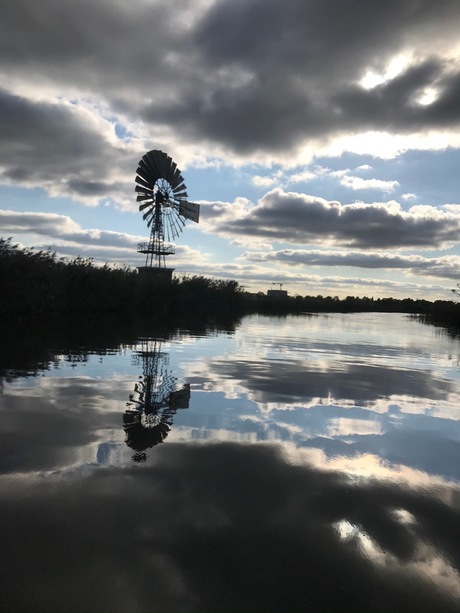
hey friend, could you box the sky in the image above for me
[1,0,460,298]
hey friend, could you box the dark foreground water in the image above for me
[1,312,460,612]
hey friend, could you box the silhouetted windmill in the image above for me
[123,337,190,462]
[135,150,200,282]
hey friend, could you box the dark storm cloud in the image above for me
[1,443,460,612]
[194,0,449,78]
[1,0,460,164]
[243,249,460,280]
[146,0,460,152]
[0,88,133,200]
[67,179,115,196]
[204,189,460,249]
[331,58,458,132]
[0,0,182,87]
[0,89,102,174]
[149,58,460,152]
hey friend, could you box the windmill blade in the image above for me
[174,210,186,235]
[173,180,187,192]
[174,192,188,202]
[136,165,154,185]
[147,150,164,178]
[167,210,181,239]
[159,152,169,178]
[168,217,178,238]
[138,157,151,175]
[179,201,200,223]
[135,175,152,190]
[144,152,161,179]
[137,195,152,202]
[135,185,151,194]
[165,155,173,176]
[170,167,183,188]
[173,189,188,200]
[173,191,185,200]
[167,160,177,183]
[139,201,153,212]
[139,158,157,183]
[165,215,174,241]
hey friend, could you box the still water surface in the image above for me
[1,312,460,611]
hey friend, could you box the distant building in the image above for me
[267,289,288,298]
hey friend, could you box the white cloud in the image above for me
[359,54,412,90]
[339,175,399,192]
[251,175,278,188]
[286,169,317,183]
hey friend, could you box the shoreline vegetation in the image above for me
[1,238,459,332]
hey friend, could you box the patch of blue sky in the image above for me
[184,164,262,203]
[0,185,135,234]
[311,150,460,208]
[0,185,51,212]
[114,121,131,139]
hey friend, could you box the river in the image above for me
[1,312,460,611]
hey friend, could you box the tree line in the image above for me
[1,237,459,331]
[247,292,460,331]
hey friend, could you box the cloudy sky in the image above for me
[2,0,460,298]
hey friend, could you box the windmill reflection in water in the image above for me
[123,337,190,462]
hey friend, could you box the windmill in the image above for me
[135,150,200,281]
[123,337,190,462]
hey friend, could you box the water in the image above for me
[1,312,460,611]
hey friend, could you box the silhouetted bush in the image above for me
[419,300,460,333]
[0,238,244,322]
[0,238,138,317]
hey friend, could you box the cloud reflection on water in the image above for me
[2,312,460,482]
[1,442,459,612]
[1,314,460,610]
[0,376,127,472]
[194,358,455,405]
